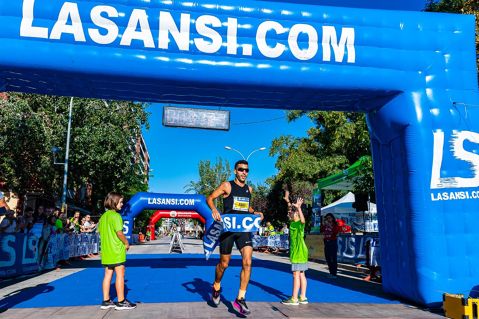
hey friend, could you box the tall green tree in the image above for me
[250,183,269,214]
[0,93,149,212]
[185,157,231,211]
[259,178,315,228]
[271,111,373,205]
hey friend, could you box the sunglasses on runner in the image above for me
[237,168,249,173]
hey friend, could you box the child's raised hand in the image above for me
[293,197,304,208]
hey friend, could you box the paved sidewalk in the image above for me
[0,302,442,319]
[0,237,444,318]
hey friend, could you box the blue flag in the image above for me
[203,214,261,259]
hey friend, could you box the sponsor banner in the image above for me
[430,189,479,201]
[203,221,223,260]
[430,130,479,200]
[147,197,196,206]
[43,233,100,270]
[0,233,100,277]
[20,0,357,64]
[252,235,289,249]
[0,233,39,278]
[221,214,261,233]
[337,233,379,264]
[203,214,261,259]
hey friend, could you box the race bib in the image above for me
[232,196,250,212]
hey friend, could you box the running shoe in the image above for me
[100,299,116,309]
[212,287,221,306]
[233,298,251,315]
[115,299,137,310]
[299,297,309,304]
[281,297,299,306]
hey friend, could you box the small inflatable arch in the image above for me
[148,210,205,240]
[1,0,479,306]
[121,193,213,241]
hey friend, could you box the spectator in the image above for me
[24,207,35,232]
[0,210,17,233]
[321,213,340,278]
[36,205,45,224]
[264,221,278,253]
[0,191,7,216]
[265,221,276,236]
[98,191,136,310]
[82,215,96,233]
[258,224,264,236]
[364,238,381,282]
[69,211,81,233]
[16,208,26,233]
[281,197,309,306]
[38,214,57,266]
[55,212,66,233]
[281,224,289,235]
[45,206,54,215]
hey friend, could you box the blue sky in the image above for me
[142,0,427,194]
[144,106,313,193]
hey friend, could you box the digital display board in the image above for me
[163,106,230,131]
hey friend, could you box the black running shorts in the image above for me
[219,232,253,255]
[103,262,125,270]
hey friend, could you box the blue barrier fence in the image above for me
[253,234,289,249]
[0,233,39,278]
[0,232,379,278]
[337,233,379,264]
[0,233,99,278]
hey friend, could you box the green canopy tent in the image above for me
[311,156,370,232]
[316,156,369,190]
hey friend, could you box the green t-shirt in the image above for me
[99,210,126,265]
[55,219,63,232]
[289,220,308,264]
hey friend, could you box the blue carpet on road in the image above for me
[3,254,399,308]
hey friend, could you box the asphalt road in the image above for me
[0,236,443,318]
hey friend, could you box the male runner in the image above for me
[207,160,263,315]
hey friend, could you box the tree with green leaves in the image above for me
[184,157,231,211]
[271,111,373,206]
[250,183,269,214]
[0,93,149,213]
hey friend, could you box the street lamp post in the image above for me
[52,97,74,212]
[224,146,267,161]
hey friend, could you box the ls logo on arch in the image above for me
[431,130,479,201]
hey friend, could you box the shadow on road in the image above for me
[0,283,54,312]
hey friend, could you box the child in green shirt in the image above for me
[281,195,309,306]
[98,192,136,311]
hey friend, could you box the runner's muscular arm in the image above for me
[207,181,231,221]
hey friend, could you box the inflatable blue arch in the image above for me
[1,0,478,306]
[120,192,214,239]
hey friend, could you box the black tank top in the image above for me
[223,181,251,215]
